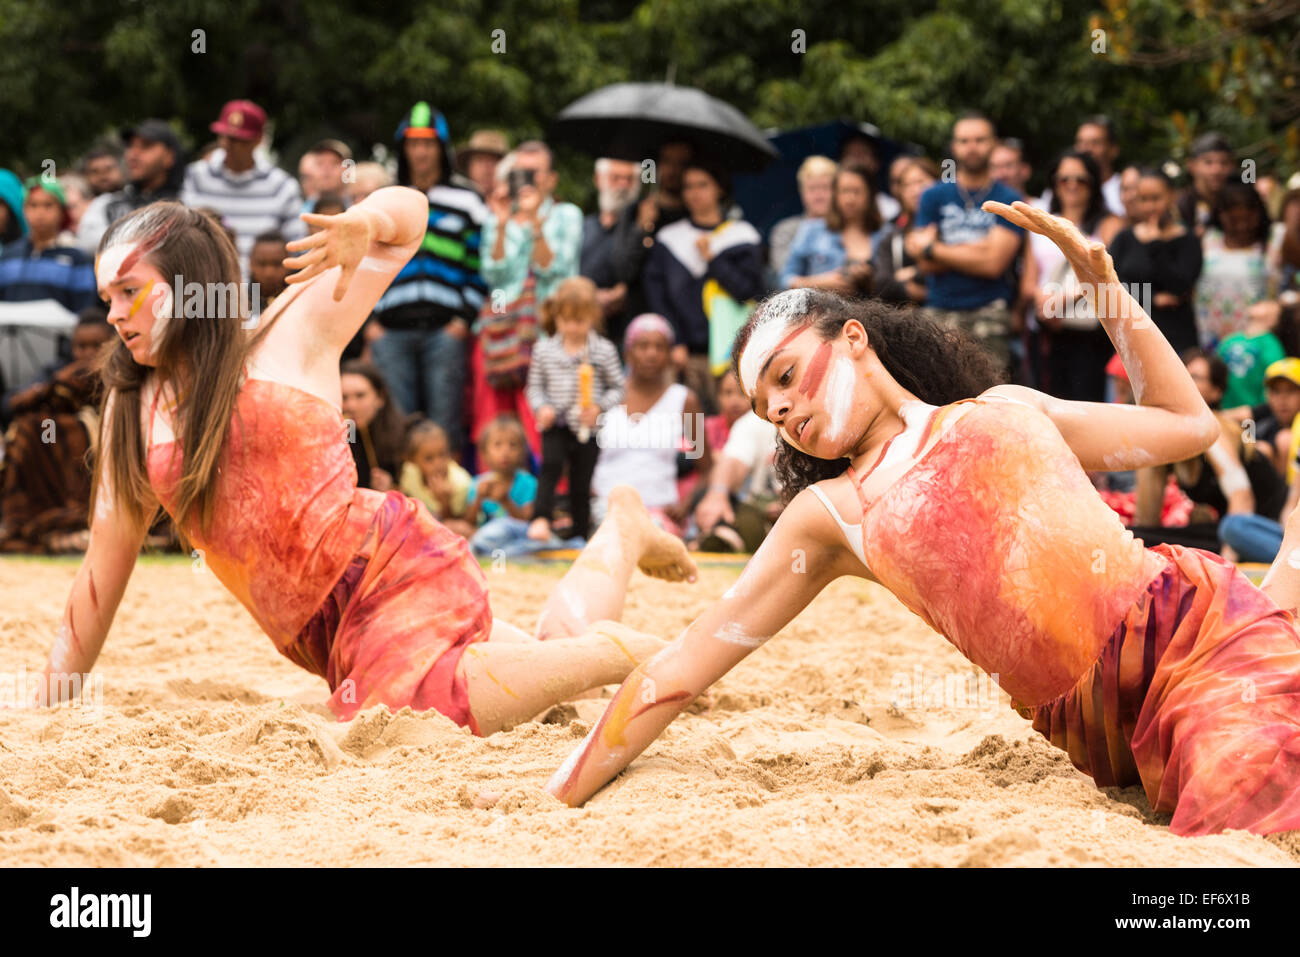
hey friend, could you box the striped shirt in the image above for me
[373,182,487,328]
[525,330,624,432]
[0,238,97,312]
[180,150,306,275]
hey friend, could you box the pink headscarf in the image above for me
[622,312,675,350]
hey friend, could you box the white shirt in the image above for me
[721,411,781,502]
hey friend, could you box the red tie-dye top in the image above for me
[144,375,386,653]
[848,395,1170,708]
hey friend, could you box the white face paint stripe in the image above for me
[95,242,137,295]
[740,316,793,396]
[739,289,816,395]
[822,355,855,441]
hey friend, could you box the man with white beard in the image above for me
[580,158,641,346]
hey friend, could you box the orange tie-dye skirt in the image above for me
[1026,542,1300,836]
[290,491,492,731]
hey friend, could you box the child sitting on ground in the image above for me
[467,414,535,526]
[466,414,576,558]
[399,420,475,538]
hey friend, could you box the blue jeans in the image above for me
[1218,513,1283,563]
[470,516,586,558]
[370,325,467,448]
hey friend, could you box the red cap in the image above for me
[210,100,266,142]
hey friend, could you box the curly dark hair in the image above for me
[730,290,1007,503]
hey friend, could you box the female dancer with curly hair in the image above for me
[30,188,696,735]
[547,201,1300,837]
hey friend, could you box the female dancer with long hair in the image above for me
[31,188,696,735]
[547,200,1300,837]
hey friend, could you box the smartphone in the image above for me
[507,167,536,199]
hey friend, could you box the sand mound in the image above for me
[0,556,1293,866]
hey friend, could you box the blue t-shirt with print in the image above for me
[915,180,1024,310]
[467,469,538,524]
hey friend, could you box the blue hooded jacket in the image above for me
[0,170,28,239]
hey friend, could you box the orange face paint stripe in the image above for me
[127,280,156,319]
[798,340,833,398]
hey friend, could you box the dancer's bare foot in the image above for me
[608,485,697,583]
[527,517,553,542]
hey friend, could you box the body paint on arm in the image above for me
[710,619,770,649]
[546,667,645,800]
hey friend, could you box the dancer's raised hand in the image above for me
[983,200,1117,290]
[284,207,376,301]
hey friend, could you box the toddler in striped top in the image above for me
[524,276,624,542]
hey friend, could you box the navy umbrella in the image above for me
[550,83,779,174]
[732,120,919,241]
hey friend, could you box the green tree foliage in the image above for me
[1,0,1295,199]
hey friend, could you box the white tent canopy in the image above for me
[0,299,80,387]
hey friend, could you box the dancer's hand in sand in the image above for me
[284,207,379,301]
[983,200,1118,291]
[546,488,859,807]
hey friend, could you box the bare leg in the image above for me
[458,620,667,734]
[534,485,697,640]
[488,618,536,642]
[1260,507,1300,615]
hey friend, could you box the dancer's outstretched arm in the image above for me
[545,488,863,806]
[32,392,150,706]
[981,200,1219,471]
[266,186,429,359]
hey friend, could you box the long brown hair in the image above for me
[340,359,408,467]
[92,201,287,536]
[825,163,883,234]
[730,290,1005,502]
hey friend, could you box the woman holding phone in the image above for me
[473,142,584,463]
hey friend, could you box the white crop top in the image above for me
[807,484,870,570]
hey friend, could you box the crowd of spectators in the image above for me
[3,98,1298,560]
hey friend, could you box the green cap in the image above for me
[24,175,66,208]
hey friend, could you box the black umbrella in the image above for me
[550,83,779,174]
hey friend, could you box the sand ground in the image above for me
[1,554,1296,867]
